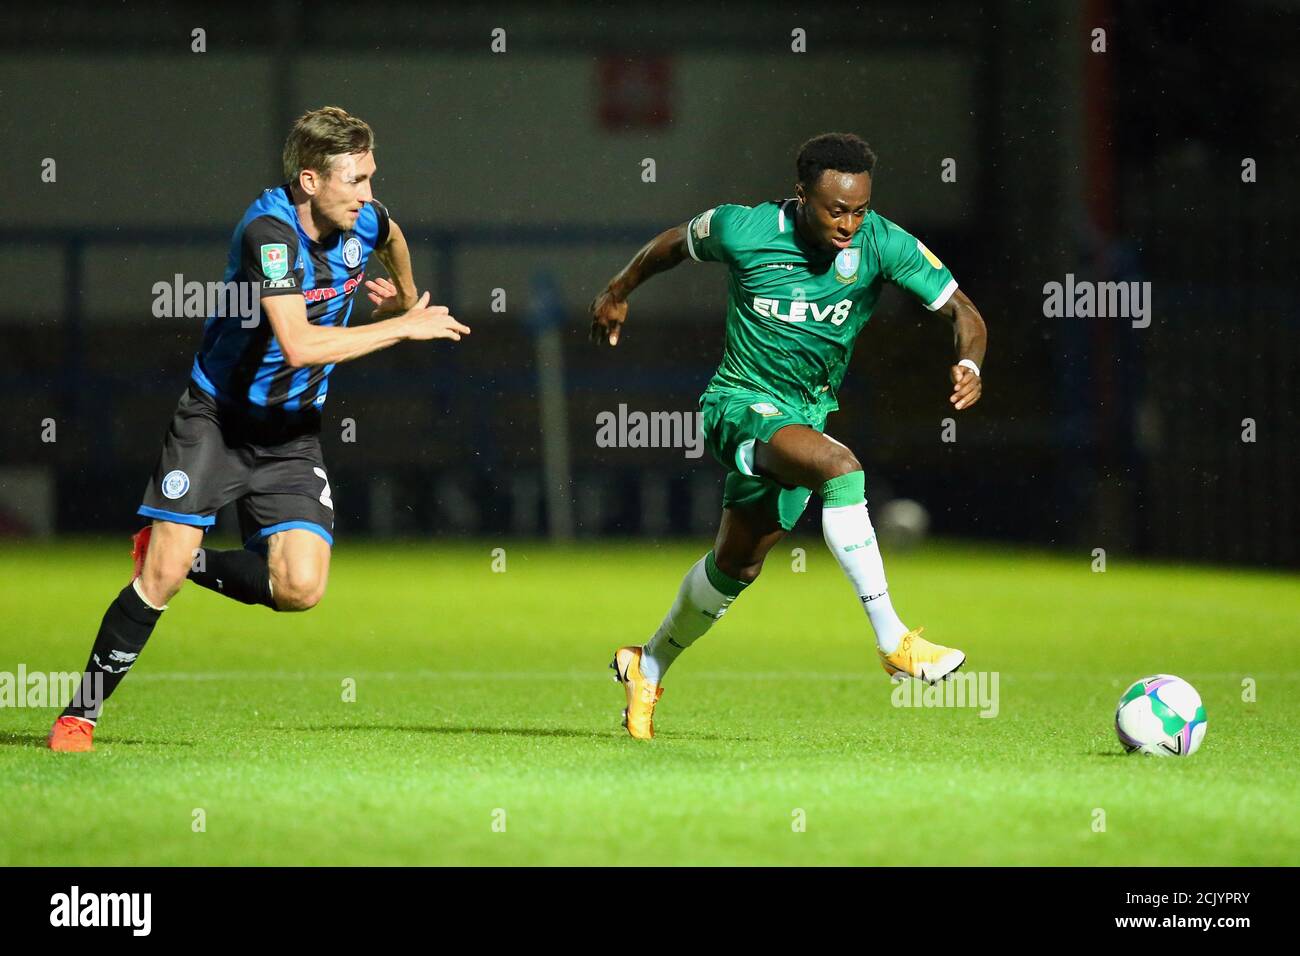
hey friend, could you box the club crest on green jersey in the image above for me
[834,247,860,284]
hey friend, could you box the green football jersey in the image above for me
[686,200,958,414]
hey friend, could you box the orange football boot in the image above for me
[48,715,95,753]
[610,646,664,740]
[879,626,966,685]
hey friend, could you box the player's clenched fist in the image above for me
[589,288,628,347]
[402,291,471,342]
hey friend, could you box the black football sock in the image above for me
[62,582,164,722]
[187,548,275,609]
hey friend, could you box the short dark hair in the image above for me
[796,133,877,188]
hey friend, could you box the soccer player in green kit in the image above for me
[589,133,988,739]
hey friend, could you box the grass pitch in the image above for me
[1,537,1296,866]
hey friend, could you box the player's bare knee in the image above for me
[822,443,862,480]
[276,591,321,612]
[272,571,325,612]
[273,586,321,612]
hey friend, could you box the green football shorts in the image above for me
[697,388,829,531]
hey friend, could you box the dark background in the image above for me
[1,0,1295,566]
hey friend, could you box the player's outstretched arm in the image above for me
[936,288,987,410]
[366,219,418,317]
[263,291,470,369]
[589,222,690,347]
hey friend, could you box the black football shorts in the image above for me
[138,384,335,551]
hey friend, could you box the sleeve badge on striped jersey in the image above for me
[260,243,289,280]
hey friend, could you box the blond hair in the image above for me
[282,106,375,181]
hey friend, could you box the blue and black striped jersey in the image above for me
[190,184,390,412]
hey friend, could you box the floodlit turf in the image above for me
[1,537,1297,866]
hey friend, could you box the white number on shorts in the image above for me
[313,466,334,510]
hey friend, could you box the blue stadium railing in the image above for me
[3,220,668,374]
[1,223,721,478]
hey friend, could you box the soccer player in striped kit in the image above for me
[49,107,469,751]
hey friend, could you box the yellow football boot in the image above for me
[610,645,664,740]
[879,627,966,685]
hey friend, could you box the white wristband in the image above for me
[958,358,981,377]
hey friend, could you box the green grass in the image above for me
[1,537,1297,865]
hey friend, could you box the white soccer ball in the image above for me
[877,498,930,550]
[1115,674,1207,757]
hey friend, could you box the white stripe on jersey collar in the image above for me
[778,199,795,233]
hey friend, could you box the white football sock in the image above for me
[821,502,909,653]
[641,554,743,683]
